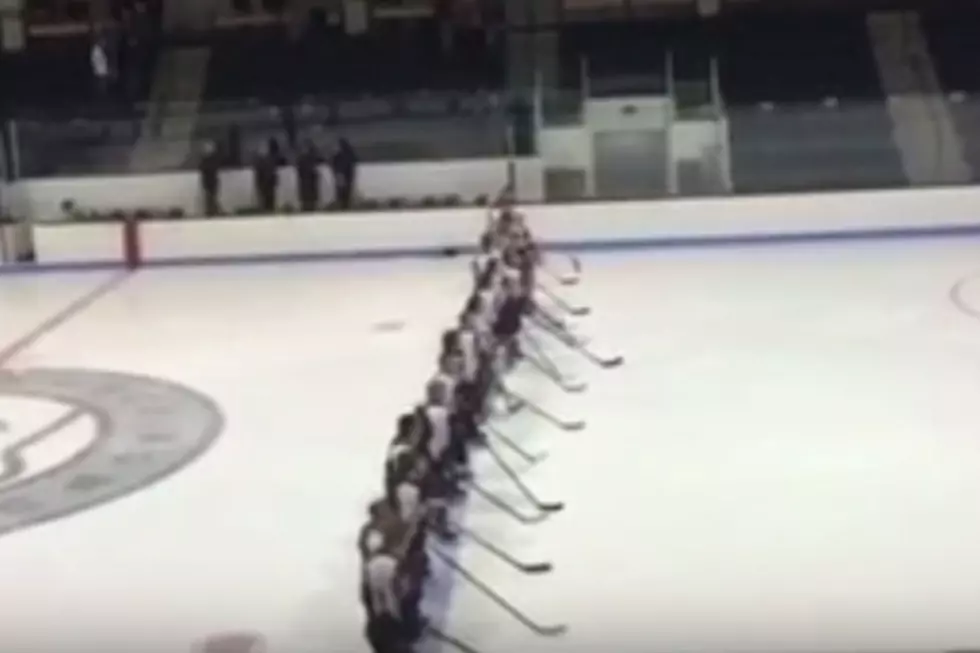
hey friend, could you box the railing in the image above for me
[5,88,530,180]
[7,15,980,204]
[537,56,589,128]
[708,52,732,194]
[665,47,677,195]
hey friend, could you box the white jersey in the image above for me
[478,287,499,324]
[464,312,491,354]
[425,404,451,460]
[395,481,421,523]
[387,442,410,463]
[458,328,480,382]
[362,526,385,556]
[365,553,400,617]
[473,251,499,282]
[430,370,456,412]
[501,263,521,294]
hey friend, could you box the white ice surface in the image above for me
[2,241,980,652]
[0,271,117,361]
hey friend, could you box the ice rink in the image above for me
[4,237,980,653]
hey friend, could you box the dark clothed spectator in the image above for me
[199,142,222,217]
[253,140,281,213]
[225,126,243,168]
[296,141,322,212]
[330,138,358,210]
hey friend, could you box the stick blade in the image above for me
[523,562,554,574]
[469,483,552,526]
[536,624,569,637]
[540,501,565,512]
[571,306,591,316]
[563,420,586,431]
[560,276,579,286]
[601,355,625,368]
[520,510,551,525]
[563,381,587,393]
[426,627,482,653]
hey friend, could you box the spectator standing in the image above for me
[253,139,281,213]
[330,138,358,210]
[199,141,222,217]
[130,2,151,93]
[295,140,322,213]
[90,35,111,101]
[225,125,243,168]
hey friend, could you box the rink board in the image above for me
[6,185,980,272]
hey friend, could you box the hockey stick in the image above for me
[485,440,564,513]
[522,335,587,394]
[530,318,624,369]
[536,283,590,316]
[528,308,591,347]
[426,626,482,653]
[484,424,548,465]
[503,389,585,431]
[524,353,587,394]
[467,480,551,525]
[453,523,554,574]
[541,263,579,287]
[541,251,582,285]
[487,379,525,419]
[502,393,526,415]
[569,342,624,369]
[431,547,569,637]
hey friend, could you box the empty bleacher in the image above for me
[920,11,980,181]
[555,21,670,102]
[0,34,154,177]
[719,12,907,193]
[195,15,509,164]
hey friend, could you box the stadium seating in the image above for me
[920,12,980,181]
[719,12,906,193]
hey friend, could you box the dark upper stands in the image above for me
[196,12,509,164]
[0,34,152,177]
[920,11,980,181]
[545,20,673,122]
[560,22,670,98]
[0,0,160,177]
[718,12,906,193]
[1,2,957,199]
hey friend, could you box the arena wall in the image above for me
[9,185,980,270]
[3,158,546,223]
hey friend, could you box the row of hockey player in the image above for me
[356,201,540,653]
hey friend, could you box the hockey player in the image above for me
[422,380,452,471]
[389,465,429,644]
[455,315,484,418]
[359,500,411,653]
[384,414,419,502]
[358,500,390,570]
[363,545,405,653]
[493,270,526,368]
[418,382,463,533]
[432,332,464,415]
[461,288,527,419]
[472,232,500,285]
[451,316,493,440]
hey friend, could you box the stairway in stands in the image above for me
[866,11,970,186]
[129,47,211,173]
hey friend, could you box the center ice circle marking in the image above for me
[0,401,97,488]
[0,368,224,537]
[949,272,980,321]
